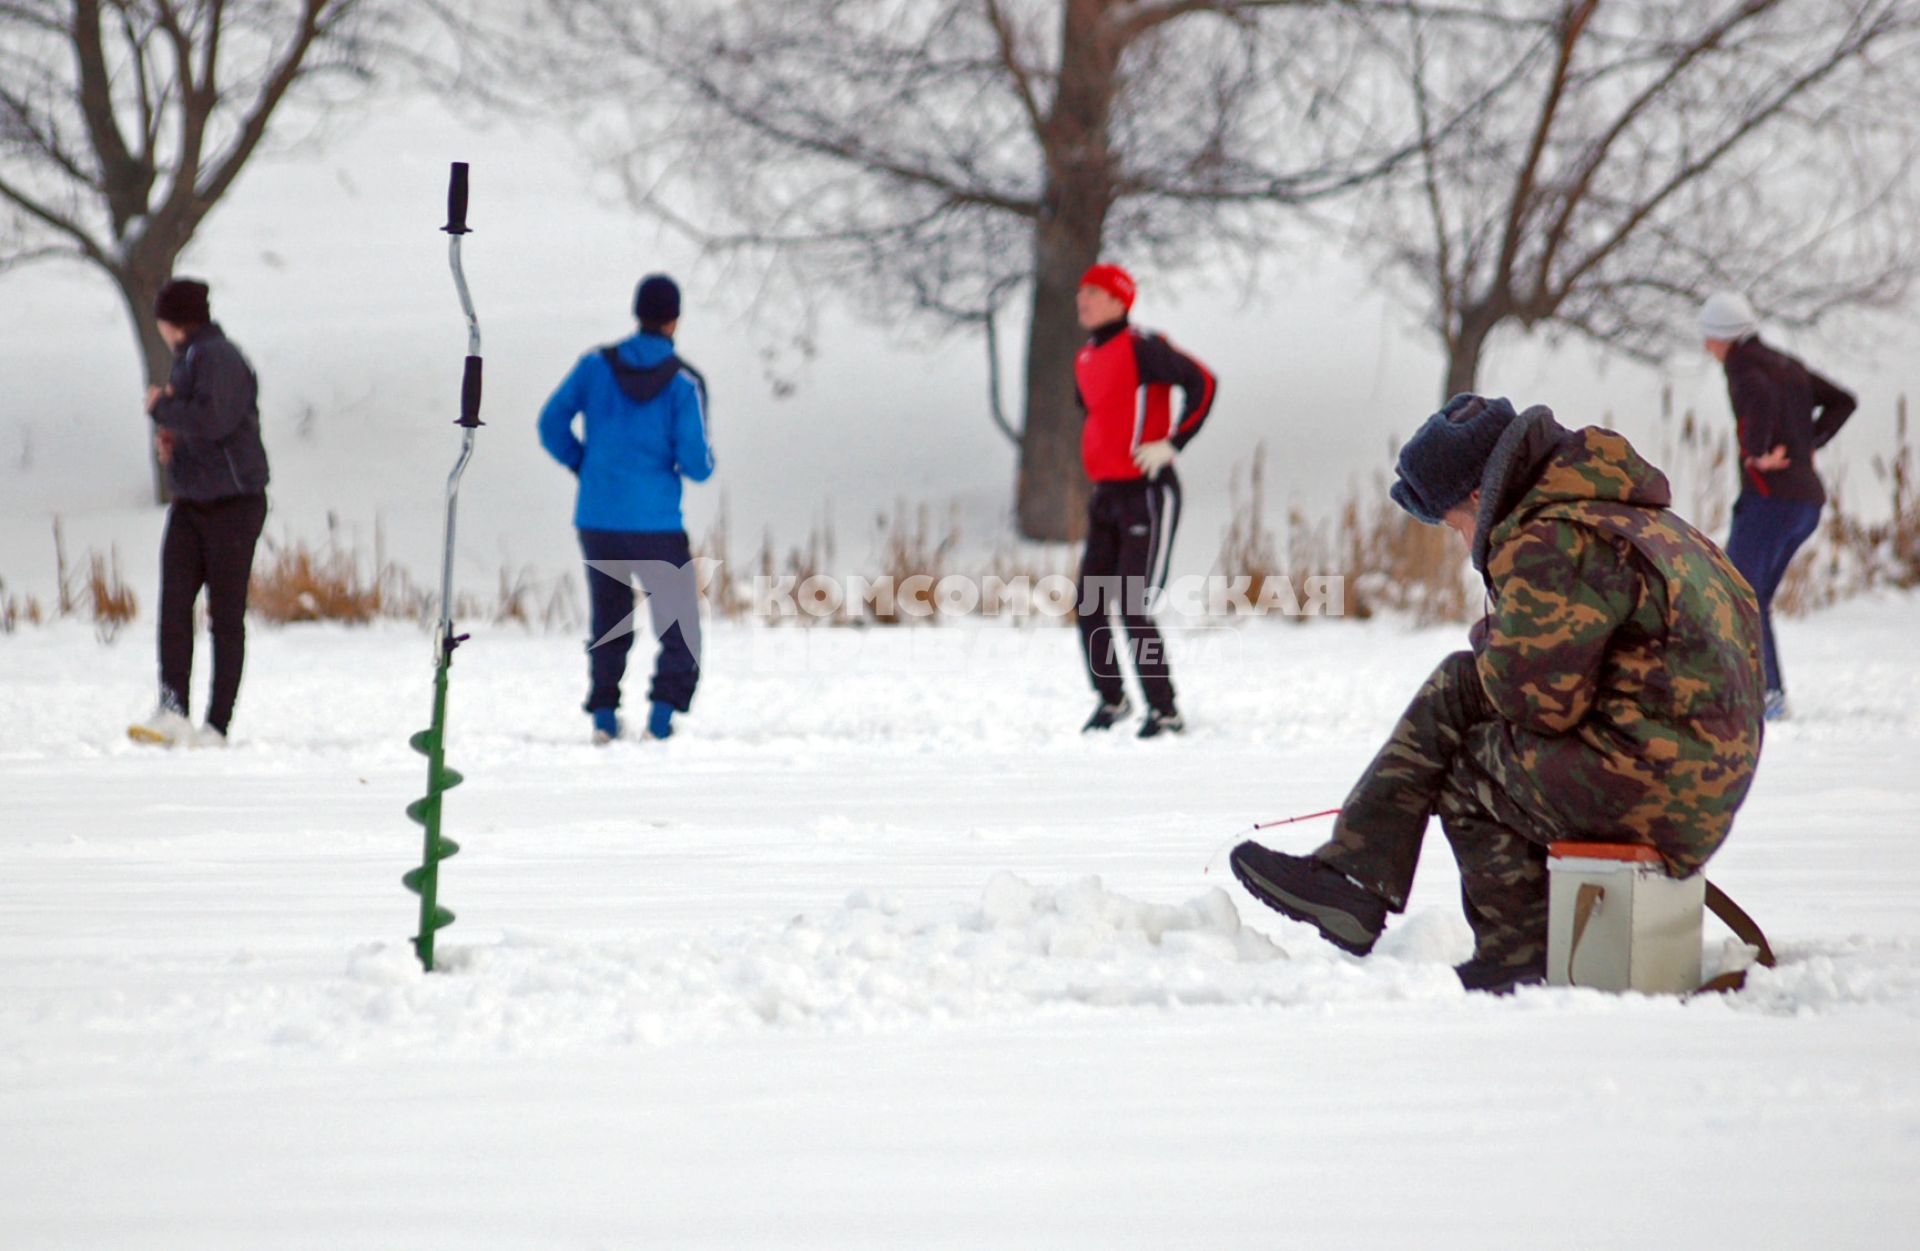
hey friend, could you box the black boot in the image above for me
[1453,954,1547,995]
[1082,695,1133,732]
[1137,706,1184,739]
[1229,842,1387,956]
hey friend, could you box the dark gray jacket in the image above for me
[1722,335,1854,505]
[150,323,270,501]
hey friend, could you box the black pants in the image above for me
[158,493,268,733]
[1076,472,1181,713]
[579,528,702,714]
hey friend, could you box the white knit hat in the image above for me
[1699,291,1758,342]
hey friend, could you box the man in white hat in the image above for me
[1700,291,1856,720]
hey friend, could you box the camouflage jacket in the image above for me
[1469,407,1765,873]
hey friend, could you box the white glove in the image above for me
[1133,439,1176,477]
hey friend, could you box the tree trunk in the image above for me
[1016,218,1106,541]
[114,263,178,505]
[1015,0,1122,542]
[1441,311,1498,402]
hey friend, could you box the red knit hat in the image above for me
[1079,263,1136,309]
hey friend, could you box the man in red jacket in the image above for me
[1072,263,1217,737]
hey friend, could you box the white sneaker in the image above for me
[191,724,229,749]
[128,704,193,747]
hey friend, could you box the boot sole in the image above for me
[1230,853,1379,956]
[127,725,178,747]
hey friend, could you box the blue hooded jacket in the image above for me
[539,332,715,531]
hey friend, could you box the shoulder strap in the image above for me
[1691,880,1776,995]
[676,356,709,419]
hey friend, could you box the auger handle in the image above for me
[444,162,471,236]
[459,355,483,428]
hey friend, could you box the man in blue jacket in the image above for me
[540,274,715,744]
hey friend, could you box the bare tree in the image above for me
[1355,0,1920,400]
[0,0,399,502]
[479,0,1415,541]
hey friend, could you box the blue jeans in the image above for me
[1724,496,1820,694]
[578,528,702,714]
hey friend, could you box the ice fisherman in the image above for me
[539,273,715,745]
[1072,263,1218,738]
[1230,395,1766,993]
[129,277,271,749]
[1700,291,1856,721]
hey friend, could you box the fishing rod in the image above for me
[1202,807,1340,876]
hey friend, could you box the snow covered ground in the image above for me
[3,596,1918,1248]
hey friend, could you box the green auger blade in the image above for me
[409,729,435,755]
[405,796,434,826]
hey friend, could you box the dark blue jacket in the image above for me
[539,332,715,532]
[149,323,270,501]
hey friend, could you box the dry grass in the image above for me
[866,501,959,624]
[48,518,138,640]
[489,563,581,630]
[85,549,138,642]
[0,578,45,633]
[248,533,390,624]
[243,518,582,630]
[1217,444,1472,625]
[7,403,1915,641]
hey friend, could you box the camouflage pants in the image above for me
[1313,650,1577,968]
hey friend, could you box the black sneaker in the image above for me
[1137,708,1184,739]
[1229,842,1386,956]
[1082,696,1133,732]
[1454,954,1547,995]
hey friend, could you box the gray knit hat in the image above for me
[1390,394,1520,525]
[1698,291,1758,342]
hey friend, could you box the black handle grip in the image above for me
[458,355,483,427]
[443,162,470,236]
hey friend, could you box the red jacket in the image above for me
[1074,321,1217,482]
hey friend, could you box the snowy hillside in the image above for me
[3,596,1918,1247]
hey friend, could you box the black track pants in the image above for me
[157,493,267,732]
[1076,472,1181,713]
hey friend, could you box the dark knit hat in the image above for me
[633,273,681,324]
[154,278,211,326]
[1390,393,1520,524]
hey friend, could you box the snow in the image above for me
[4,595,1919,1247]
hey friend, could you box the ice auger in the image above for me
[405,162,484,972]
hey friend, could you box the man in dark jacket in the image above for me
[130,277,271,748]
[1229,395,1765,993]
[1072,262,1218,739]
[540,273,715,745]
[1700,291,1856,720]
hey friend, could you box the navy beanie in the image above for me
[633,273,681,324]
[1390,394,1519,524]
[154,278,211,326]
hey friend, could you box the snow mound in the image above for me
[41,876,1298,1064]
